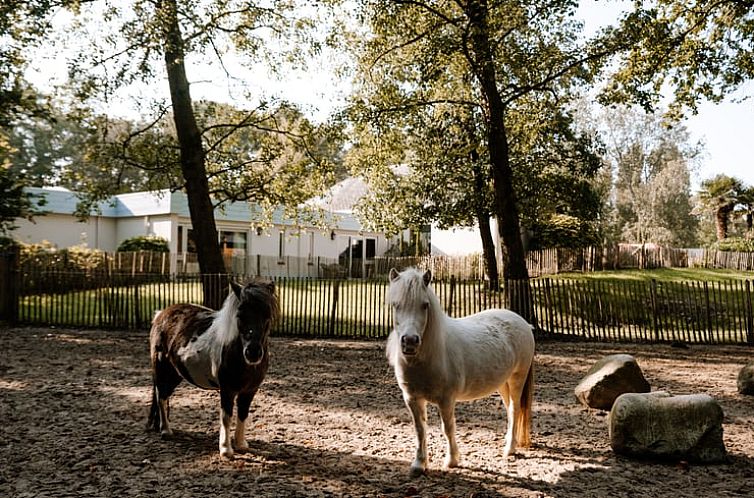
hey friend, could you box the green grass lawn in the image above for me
[552,267,754,283]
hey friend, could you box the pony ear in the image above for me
[230,280,243,298]
[266,280,276,294]
[422,270,432,286]
[389,268,400,282]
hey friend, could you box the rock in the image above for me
[609,392,726,463]
[574,354,650,410]
[737,362,754,395]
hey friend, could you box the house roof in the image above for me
[25,187,370,233]
[305,176,369,212]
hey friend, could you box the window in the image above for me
[177,226,183,253]
[366,238,376,259]
[278,231,286,262]
[186,229,197,253]
[220,231,247,256]
[308,232,315,263]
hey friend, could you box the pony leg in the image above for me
[405,397,428,478]
[503,387,519,460]
[502,367,530,460]
[438,400,460,469]
[219,390,236,458]
[149,349,181,437]
[233,392,255,453]
[158,397,173,438]
[498,383,511,448]
[155,377,181,438]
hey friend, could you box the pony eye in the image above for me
[422,302,429,310]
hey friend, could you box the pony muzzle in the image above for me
[244,343,264,365]
[400,334,421,356]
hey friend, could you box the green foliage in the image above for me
[0,235,20,252]
[17,240,106,272]
[528,213,599,250]
[0,167,46,234]
[603,1,754,118]
[348,0,608,241]
[117,236,169,253]
[710,237,754,253]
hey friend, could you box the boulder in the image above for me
[609,392,726,463]
[738,362,754,395]
[574,354,650,410]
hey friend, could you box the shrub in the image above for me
[710,237,754,252]
[0,236,20,253]
[528,214,599,250]
[117,235,169,253]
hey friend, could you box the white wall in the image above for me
[11,210,389,267]
[431,220,499,256]
[11,214,118,251]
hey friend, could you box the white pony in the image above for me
[386,268,535,477]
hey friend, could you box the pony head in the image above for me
[230,279,279,366]
[388,267,433,356]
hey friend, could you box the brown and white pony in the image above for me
[147,279,279,457]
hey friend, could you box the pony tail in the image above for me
[517,360,534,448]
[147,384,160,431]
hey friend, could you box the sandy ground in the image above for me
[1,325,753,497]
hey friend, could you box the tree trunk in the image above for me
[715,207,731,241]
[158,0,227,309]
[465,0,532,321]
[471,157,499,288]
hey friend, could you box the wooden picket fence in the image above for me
[4,268,754,345]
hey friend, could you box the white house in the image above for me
[308,175,497,258]
[11,187,389,277]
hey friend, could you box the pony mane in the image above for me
[243,279,281,326]
[388,268,444,319]
[211,291,242,348]
[211,279,280,349]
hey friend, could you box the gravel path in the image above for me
[1,326,753,497]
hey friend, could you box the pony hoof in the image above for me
[235,441,250,453]
[408,465,426,478]
[443,457,460,469]
[160,430,174,440]
[220,447,234,459]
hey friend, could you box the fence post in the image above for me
[134,279,141,329]
[328,280,340,336]
[746,280,754,345]
[447,275,456,315]
[649,279,660,342]
[703,281,712,343]
[0,248,19,324]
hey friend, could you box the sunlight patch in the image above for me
[0,379,28,390]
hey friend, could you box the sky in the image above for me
[25,1,753,191]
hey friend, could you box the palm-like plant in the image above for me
[695,174,744,240]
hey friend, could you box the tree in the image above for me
[349,1,620,317]
[53,0,340,307]
[348,103,502,285]
[604,1,754,118]
[696,174,744,241]
[0,2,86,236]
[599,106,700,247]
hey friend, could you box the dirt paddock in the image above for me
[1,326,753,497]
